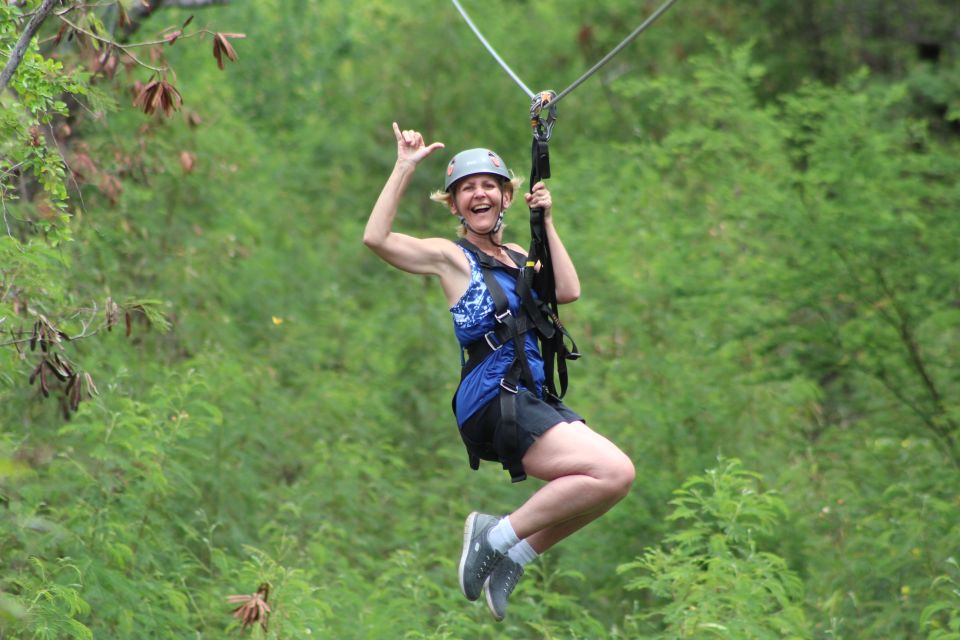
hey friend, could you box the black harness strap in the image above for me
[526,94,581,401]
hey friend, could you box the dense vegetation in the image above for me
[2,1,959,637]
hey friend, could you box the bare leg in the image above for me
[523,500,619,554]
[506,421,635,553]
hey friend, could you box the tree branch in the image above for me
[0,0,61,95]
[121,0,230,42]
[55,14,166,73]
[874,267,953,422]
[165,0,231,6]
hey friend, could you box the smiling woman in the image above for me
[428,148,522,238]
[362,122,633,622]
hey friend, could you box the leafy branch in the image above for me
[52,10,246,78]
[0,0,59,94]
[2,298,170,418]
[827,242,958,463]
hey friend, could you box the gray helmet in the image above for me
[443,148,511,192]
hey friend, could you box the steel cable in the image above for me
[551,0,680,107]
[450,0,535,99]
[451,0,680,108]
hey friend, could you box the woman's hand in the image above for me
[393,122,444,167]
[525,181,553,220]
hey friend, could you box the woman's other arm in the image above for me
[525,181,580,304]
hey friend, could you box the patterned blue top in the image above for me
[450,245,545,425]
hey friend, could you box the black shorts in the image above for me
[459,389,584,478]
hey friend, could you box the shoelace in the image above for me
[499,565,523,594]
[474,551,501,579]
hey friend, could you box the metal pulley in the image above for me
[529,90,557,182]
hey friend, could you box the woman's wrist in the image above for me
[395,158,417,172]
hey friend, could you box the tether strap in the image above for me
[525,112,582,401]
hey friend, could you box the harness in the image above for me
[454,238,579,482]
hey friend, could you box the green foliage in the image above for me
[620,459,809,639]
[1,3,91,224]
[923,558,960,640]
[2,1,959,638]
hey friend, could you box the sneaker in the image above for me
[483,556,524,621]
[458,512,503,601]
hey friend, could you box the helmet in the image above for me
[443,148,511,192]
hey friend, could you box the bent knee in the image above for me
[600,454,635,501]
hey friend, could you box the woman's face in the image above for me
[451,174,512,233]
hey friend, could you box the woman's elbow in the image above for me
[557,286,580,304]
[362,229,383,250]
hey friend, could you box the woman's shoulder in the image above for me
[504,242,528,256]
[419,236,468,259]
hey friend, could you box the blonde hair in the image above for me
[430,175,523,236]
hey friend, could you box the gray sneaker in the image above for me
[458,512,503,601]
[484,556,524,621]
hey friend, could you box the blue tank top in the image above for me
[450,246,545,425]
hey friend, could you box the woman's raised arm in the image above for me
[362,123,452,276]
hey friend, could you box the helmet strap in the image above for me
[491,191,505,234]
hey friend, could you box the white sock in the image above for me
[507,539,539,567]
[487,516,520,554]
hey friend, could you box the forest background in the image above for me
[2,0,959,638]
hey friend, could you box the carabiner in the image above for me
[529,90,558,143]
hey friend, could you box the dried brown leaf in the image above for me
[133,79,161,114]
[29,360,43,385]
[117,3,131,29]
[48,354,69,381]
[99,52,119,79]
[53,22,69,47]
[71,151,97,182]
[179,150,196,173]
[65,372,77,397]
[212,37,225,70]
[212,32,244,70]
[98,174,123,205]
[226,583,270,631]
[70,375,82,410]
[84,372,99,398]
[184,109,202,128]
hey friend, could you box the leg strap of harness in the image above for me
[497,365,527,483]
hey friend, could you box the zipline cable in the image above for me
[450,0,535,99]
[551,0,680,107]
[450,0,681,108]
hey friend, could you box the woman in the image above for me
[363,123,635,621]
